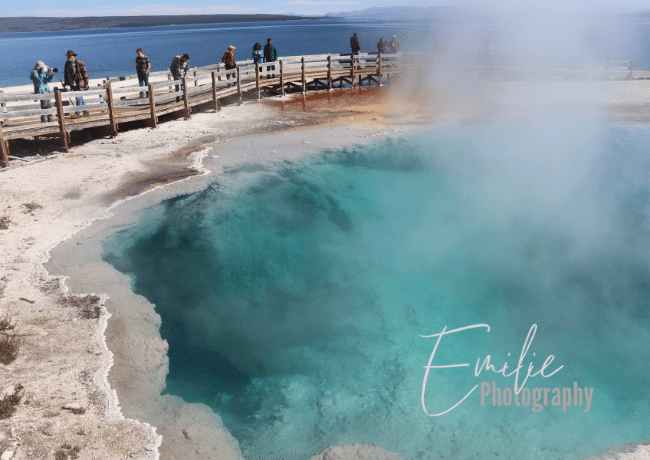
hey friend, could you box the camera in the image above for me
[52,68,58,73]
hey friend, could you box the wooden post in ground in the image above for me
[236,67,242,105]
[217,63,222,82]
[280,60,285,97]
[105,85,119,136]
[350,54,356,88]
[54,90,70,152]
[256,63,261,101]
[327,55,333,91]
[0,126,9,168]
[168,72,172,91]
[301,56,306,93]
[211,71,220,112]
[148,84,157,128]
[182,76,191,118]
[194,70,198,87]
[377,53,383,86]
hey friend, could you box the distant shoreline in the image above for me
[0,14,342,34]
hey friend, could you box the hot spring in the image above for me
[101,121,650,459]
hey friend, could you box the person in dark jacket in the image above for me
[63,50,89,118]
[350,32,361,68]
[222,46,237,86]
[170,54,190,102]
[350,32,361,54]
[377,37,388,54]
[30,61,54,123]
[264,38,277,78]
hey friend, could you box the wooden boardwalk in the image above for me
[0,52,403,168]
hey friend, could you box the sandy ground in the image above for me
[1,79,650,460]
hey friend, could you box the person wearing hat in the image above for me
[63,50,89,118]
[389,35,400,53]
[30,61,54,123]
[221,46,237,86]
[170,53,190,102]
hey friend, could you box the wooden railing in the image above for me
[0,52,404,168]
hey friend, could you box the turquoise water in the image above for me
[103,123,650,459]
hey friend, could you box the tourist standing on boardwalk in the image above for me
[170,54,190,102]
[350,32,361,68]
[30,61,54,123]
[389,36,400,53]
[377,37,388,54]
[252,43,264,64]
[136,48,151,99]
[350,32,361,54]
[63,50,89,118]
[264,38,277,78]
[222,46,237,86]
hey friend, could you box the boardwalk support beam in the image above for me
[148,84,157,128]
[54,90,70,152]
[0,127,9,168]
[106,86,119,136]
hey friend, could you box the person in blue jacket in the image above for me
[253,43,264,64]
[30,61,54,123]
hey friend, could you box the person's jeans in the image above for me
[39,98,53,123]
[225,64,236,86]
[266,63,276,79]
[71,86,86,115]
[138,72,149,98]
[174,82,185,103]
[351,51,360,68]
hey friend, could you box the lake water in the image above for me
[3,13,650,88]
[101,122,650,459]
[0,19,432,88]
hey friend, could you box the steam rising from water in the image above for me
[103,121,650,459]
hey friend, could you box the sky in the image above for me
[2,0,650,18]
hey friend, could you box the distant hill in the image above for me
[324,6,463,20]
[0,14,339,33]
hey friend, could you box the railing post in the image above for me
[237,67,242,105]
[54,89,70,152]
[168,71,172,91]
[301,56,306,93]
[194,70,198,87]
[0,126,9,168]
[327,55,333,91]
[148,84,157,128]
[211,71,220,112]
[182,76,191,118]
[280,60,285,97]
[255,63,261,101]
[350,54,356,88]
[105,85,118,136]
[0,90,5,126]
[377,53,383,86]
[217,63,222,82]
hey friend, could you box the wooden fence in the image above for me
[0,52,404,168]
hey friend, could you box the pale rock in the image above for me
[62,403,82,410]
[1,451,14,460]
